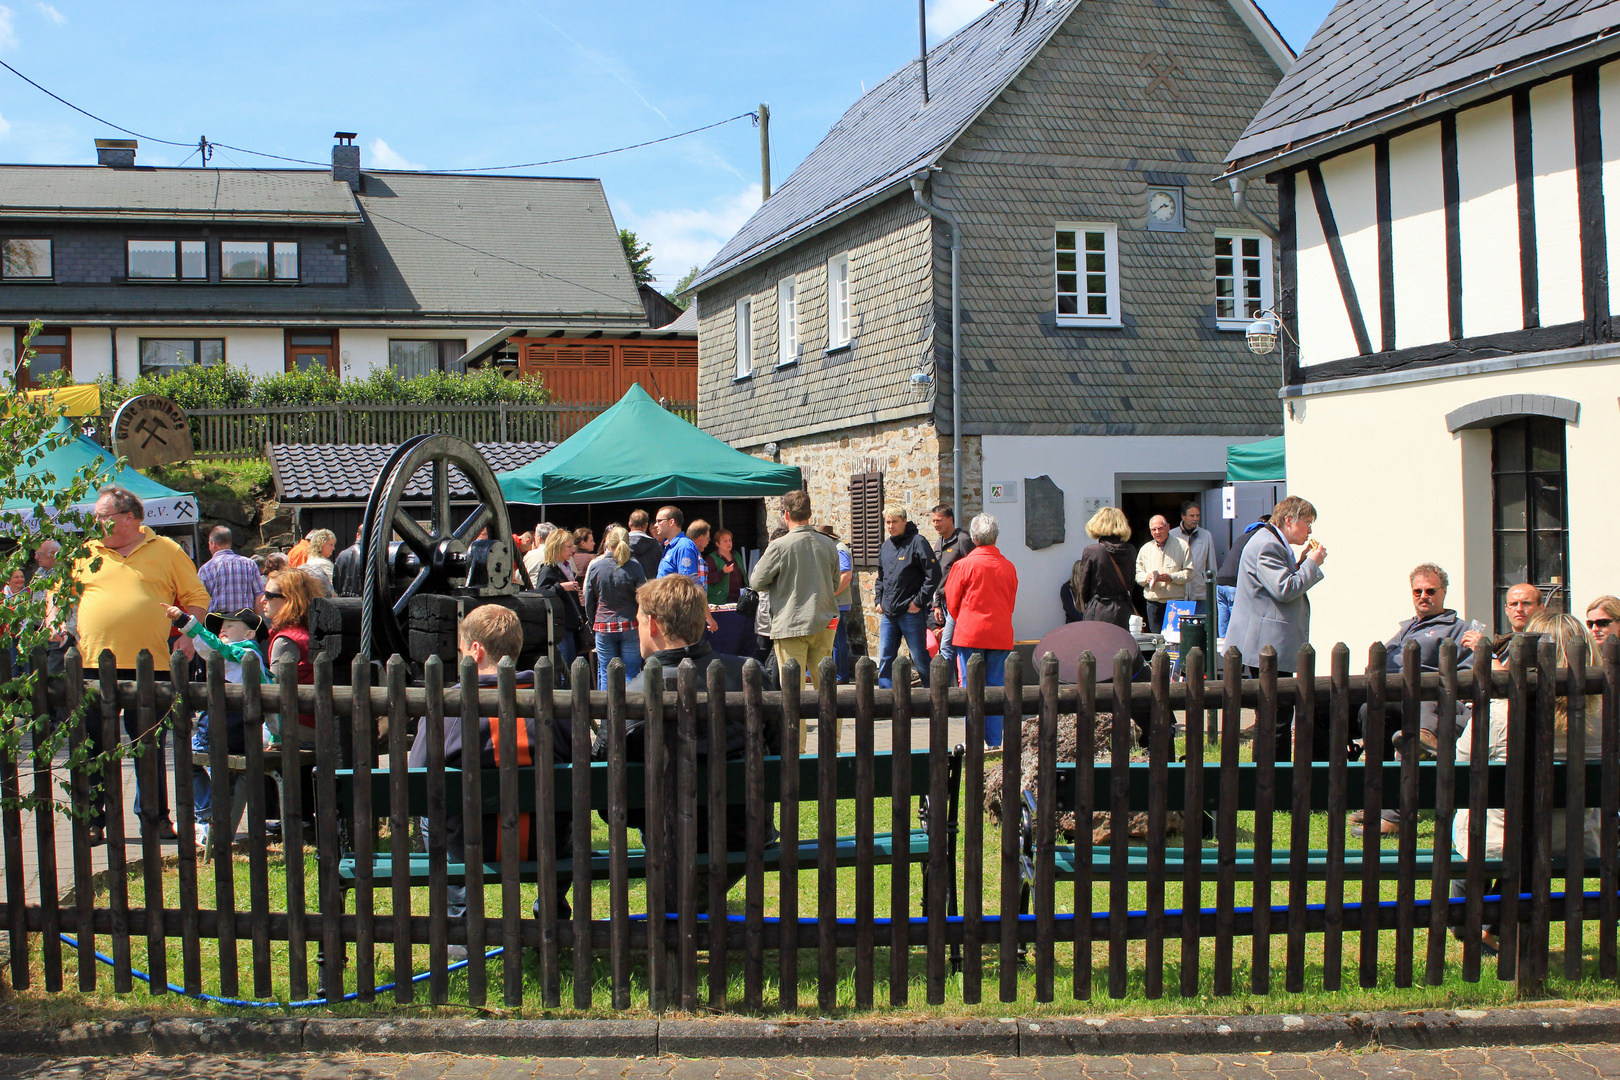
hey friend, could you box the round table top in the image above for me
[1032,620,1144,684]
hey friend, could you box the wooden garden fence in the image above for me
[93,401,697,459]
[0,635,1617,1013]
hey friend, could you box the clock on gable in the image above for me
[1145,186,1184,232]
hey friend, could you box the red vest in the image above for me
[269,624,316,728]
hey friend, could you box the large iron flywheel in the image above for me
[357,434,517,660]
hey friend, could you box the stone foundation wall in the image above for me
[758,419,983,651]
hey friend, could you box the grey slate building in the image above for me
[1,136,648,387]
[691,0,1291,639]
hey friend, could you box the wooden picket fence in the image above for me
[1,635,1617,1012]
[91,400,698,460]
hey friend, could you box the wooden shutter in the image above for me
[848,471,884,567]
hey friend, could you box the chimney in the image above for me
[95,139,137,168]
[332,131,360,191]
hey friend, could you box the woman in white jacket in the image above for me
[1453,611,1603,952]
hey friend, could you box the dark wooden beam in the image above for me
[1306,164,1373,356]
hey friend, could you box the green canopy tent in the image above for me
[4,417,199,529]
[1225,435,1285,483]
[496,384,803,504]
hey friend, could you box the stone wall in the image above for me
[758,418,983,648]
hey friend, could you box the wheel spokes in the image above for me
[432,458,451,533]
[392,566,433,620]
[392,510,436,557]
[454,504,493,543]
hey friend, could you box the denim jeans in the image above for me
[833,608,852,683]
[1216,585,1236,638]
[877,610,931,689]
[88,699,170,828]
[191,710,247,824]
[595,629,643,690]
[955,648,1009,746]
[938,612,957,675]
[554,633,576,687]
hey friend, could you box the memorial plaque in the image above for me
[1024,474,1065,550]
[111,395,193,470]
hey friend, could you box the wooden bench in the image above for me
[333,746,965,901]
[1018,759,1609,896]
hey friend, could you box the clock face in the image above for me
[1150,190,1178,221]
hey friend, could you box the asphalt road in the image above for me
[3,1045,1620,1080]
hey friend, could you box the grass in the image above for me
[6,731,1619,1023]
[147,458,273,503]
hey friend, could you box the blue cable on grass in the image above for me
[57,934,503,1008]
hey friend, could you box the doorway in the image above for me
[285,329,338,374]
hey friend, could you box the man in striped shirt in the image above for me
[196,526,264,614]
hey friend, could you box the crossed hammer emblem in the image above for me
[132,415,172,449]
[1140,50,1182,98]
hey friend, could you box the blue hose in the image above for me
[56,934,504,1009]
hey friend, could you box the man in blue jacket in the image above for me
[874,506,941,689]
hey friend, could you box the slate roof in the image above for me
[0,170,646,325]
[269,441,555,505]
[0,165,362,224]
[693,0,1082,289]
[1227,0,1620,170]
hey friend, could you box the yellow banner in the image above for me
[24,383,101,417]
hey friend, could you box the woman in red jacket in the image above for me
[943,513,1019,747]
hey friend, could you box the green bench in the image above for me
[334,746,964,900]
[1019,759,1610,894]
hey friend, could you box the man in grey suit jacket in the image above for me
[1225,495,1328,762]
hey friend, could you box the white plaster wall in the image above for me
[69,327,112,382]
[111,327,286,380]
[1388,123,1451,349]
[1531,77,1583,328]
[1600,61,1620,317]
[336,328,490,379]
[980,434,1272,641]
[1455,97,1523,338]
[1282,357,1620,653]
[1318,144,1381,348]
[1295,169,1361,367]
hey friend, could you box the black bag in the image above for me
[736,587,760,622]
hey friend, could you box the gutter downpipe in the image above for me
[910,172,962,523]
[1228,177,1278,241]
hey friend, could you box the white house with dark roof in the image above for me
[692,0,1291,641]
[0,136,649,387]
[1222,0,1620,649]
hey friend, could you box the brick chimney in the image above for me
[95,139,137,167]
[332,131,360,191]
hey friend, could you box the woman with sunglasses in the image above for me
[1586,595,1619,651]
[263,569,322,747]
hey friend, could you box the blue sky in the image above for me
[0,0,1334,290]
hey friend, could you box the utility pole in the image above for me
[918,0,930,104]
[758,103,772,201]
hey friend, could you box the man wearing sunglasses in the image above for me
[1352,563,1475,837]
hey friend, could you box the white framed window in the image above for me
[1213,231,1273,330]
[1054,223,1119,327]
[776,278,799,365]
[735,298,753,379]
[827,253,851,348]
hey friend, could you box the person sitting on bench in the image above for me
[613,574,774,909]
[409,603,573,957]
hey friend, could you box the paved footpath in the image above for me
[3,1046,1620,1080]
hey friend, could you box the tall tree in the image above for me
[619,229,656,286]
[670,264,701,310]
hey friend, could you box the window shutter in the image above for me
[848,471,884,567]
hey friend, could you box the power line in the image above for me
[437,112,758,172]
[1,54,753,174]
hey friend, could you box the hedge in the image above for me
[98,364,550,413]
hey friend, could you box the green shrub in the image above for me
[98,364,549,412]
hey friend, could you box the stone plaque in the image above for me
[1024,474,1065,551]
[111,395,193,469]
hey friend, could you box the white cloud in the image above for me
[615,185,763,291]
[0,5,18,50]
[0,110,9,139]
[35,2,63,25]
[367,138,424,171]
[927,0,993,41]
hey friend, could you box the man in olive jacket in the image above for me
[748,489,840,720]
[874,506,942,689]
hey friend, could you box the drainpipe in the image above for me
[1228,177,1279,241]
[910,172,962,523]
[109,326,118,382]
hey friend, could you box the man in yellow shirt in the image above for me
[68,485,209,844]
